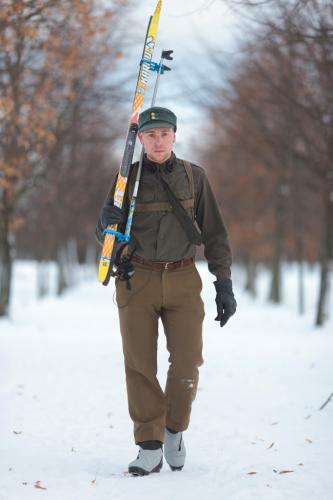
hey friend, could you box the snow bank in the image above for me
[1,261,332,500]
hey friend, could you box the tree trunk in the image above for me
[296,235,305,315]
[85,242,97,266]
[298,258,305,315]
[66,238,79,286]
[269,253,282,303]
[37,261,50,299]
[0,224,13,317]
[269,184,285,303]
[57,246,68,296]
[316,257,329,326]
[245,257,257,297]
[315,188,332,326]
[85,242,98,280]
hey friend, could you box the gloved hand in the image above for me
[115,255,135,285]
[114,245,135,290]
[100,203,126,229]
[214,278,237,327]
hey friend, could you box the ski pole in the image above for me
[124,49,174,241]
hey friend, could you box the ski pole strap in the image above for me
[140,58,171,74]
[103,228,130,243]
[140,59,161,72]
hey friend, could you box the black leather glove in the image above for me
[114,245,135,290]
[214,278,237,327]
[115,256,135,284]
[100,204,126,229]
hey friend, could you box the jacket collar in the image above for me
[143,152,176,173]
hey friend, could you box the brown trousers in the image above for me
[115,262,205,444]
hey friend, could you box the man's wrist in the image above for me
[214,278,233,294]
[214,268,231,280]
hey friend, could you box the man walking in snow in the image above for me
[96,106,236,475]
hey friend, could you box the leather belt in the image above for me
[132,255,194,271]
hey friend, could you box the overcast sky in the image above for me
[114,0,242,161]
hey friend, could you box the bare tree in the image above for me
[196,0,332,324]
[0,0,128,315]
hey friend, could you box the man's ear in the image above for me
[138,132,143,144]
[173,132,176,144]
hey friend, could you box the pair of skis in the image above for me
[98,0,173,286]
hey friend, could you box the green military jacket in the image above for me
[96,153,232,279]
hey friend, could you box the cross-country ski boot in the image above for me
[164,428,186,471]
[128,441,163,476]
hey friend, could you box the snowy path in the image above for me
[1,263,333,500]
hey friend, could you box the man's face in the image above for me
[138,127,176,164]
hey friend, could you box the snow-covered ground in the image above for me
[1,261,332,500]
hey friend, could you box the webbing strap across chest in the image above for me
[135,160,195,216]
[135,198,193,212]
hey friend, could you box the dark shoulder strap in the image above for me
[159,174,202,246]
[182,159,195,220]
[182,160,195,200]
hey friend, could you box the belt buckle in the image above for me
[164,262,171,270]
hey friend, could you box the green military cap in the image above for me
[138,106,177,132]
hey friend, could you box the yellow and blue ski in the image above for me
[98,0,162,285]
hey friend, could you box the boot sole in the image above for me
[129,458,163,476]
[169,464,183,471]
